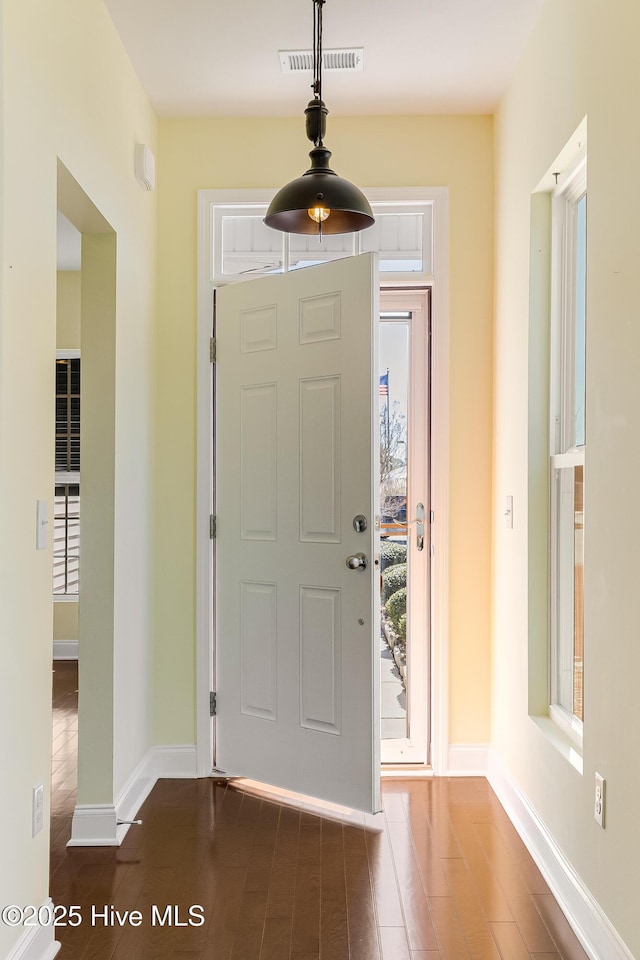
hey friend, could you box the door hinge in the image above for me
[210,691,217,716]
[210,337,216,363]
[209,514,216,539]
[430,510,435,524]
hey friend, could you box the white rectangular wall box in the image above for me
[134,143,156,191]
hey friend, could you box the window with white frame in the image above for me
[210,199,434,282]
[549,159,587,735]
[54,354,80,597]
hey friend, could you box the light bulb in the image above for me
[308,206,330,224]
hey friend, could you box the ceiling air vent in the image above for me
[279,48,364,73]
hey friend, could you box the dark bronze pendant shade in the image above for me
[264,1,374,237]
[264,141,374,236]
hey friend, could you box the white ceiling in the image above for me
[103,0,545,117]
[58,1,544,268]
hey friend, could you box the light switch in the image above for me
[36,499,48,550]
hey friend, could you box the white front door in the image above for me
[215,253,381,813]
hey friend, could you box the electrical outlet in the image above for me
[32,783,44,837]
[594,772,605,828]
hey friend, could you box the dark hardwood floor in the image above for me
[50,662,589,959]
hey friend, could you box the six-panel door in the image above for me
[215,253,381,813]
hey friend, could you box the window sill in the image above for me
[530,714,583,774]
[53,595,79,603]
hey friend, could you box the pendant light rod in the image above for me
[305,0,327,148]
[312,0,325,139]
[264,0,374,236]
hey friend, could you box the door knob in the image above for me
[346,553,368,570]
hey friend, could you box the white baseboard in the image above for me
[113,746,158,842]
[114,745,196,836]
[155,744,198,778]
[67,804,119,847]
[67,744,197,847]
[447,743,489,775]
[3,898,61,960]
[488,749,635,960]
[52,641,78,660]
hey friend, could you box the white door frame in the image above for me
[379,290,430,765]
[195,187,450,779]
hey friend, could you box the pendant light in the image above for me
[264,0,374,237]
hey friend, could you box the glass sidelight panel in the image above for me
[379,316,410,741]
[379,292,430,765]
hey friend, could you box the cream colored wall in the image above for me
[56,270,81,350]
[492,0,640,953]
[77,231,119,805]
[155,115,494,747]
[54,270,81,643]
[53,602,78,643]
[0,0,156,951]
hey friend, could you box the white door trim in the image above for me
[379,290,429,765]
[429,188,450,775]
[196,187,450,778]
[196,199,216,777]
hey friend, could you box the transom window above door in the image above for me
[206,192,436,283]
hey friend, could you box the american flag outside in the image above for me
[379,371,389,398]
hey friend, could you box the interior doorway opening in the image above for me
[56,160,120,847]
[51,208,82,853]
[379,289,431,766]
